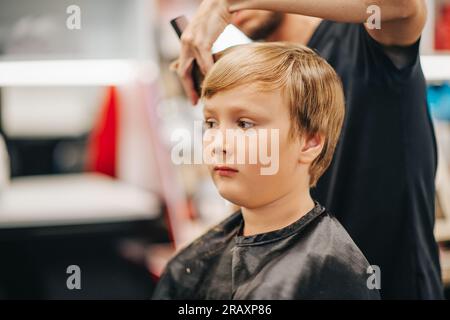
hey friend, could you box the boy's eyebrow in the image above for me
[203,104,215,114]
[203,103,267,117]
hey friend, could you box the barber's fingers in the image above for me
[179,62,199,106]
[179,29,212,75]
[176,32,215,105]
[177,34,200,105]
[194,45,215,76]
[176,0,231,104]
[176,50,199,105]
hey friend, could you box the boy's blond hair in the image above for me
[201,42,345,187]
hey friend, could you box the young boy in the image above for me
[153,42,380,300]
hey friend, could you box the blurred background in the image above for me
[0,0,449,299]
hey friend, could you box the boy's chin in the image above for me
[218,188,255,208]
[216,188,249,208]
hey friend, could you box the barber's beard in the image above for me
[247,12,284,41]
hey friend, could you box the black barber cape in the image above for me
[153,203,380,300]
[308,21,443,299]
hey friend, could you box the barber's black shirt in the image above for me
[308,21,443,299]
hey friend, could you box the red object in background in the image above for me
[435,4,450,50]
[86,86,118,177]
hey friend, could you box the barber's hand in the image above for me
[176,0,232,105]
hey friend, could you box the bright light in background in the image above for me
[0,55,445,86]
[421,55,450,82]
[0,59,159,86]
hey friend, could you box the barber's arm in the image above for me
[178,0,426,104]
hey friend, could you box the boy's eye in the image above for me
[237,120,254,129]
[203,119,217,130]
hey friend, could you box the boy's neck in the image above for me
[240,185,315,237]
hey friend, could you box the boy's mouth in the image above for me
[214,165,239,177]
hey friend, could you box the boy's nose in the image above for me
[210,127,234,161]
[212,144,227,157]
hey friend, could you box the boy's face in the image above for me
[202,84,309,209]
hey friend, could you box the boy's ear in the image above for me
[298,133,324,164]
